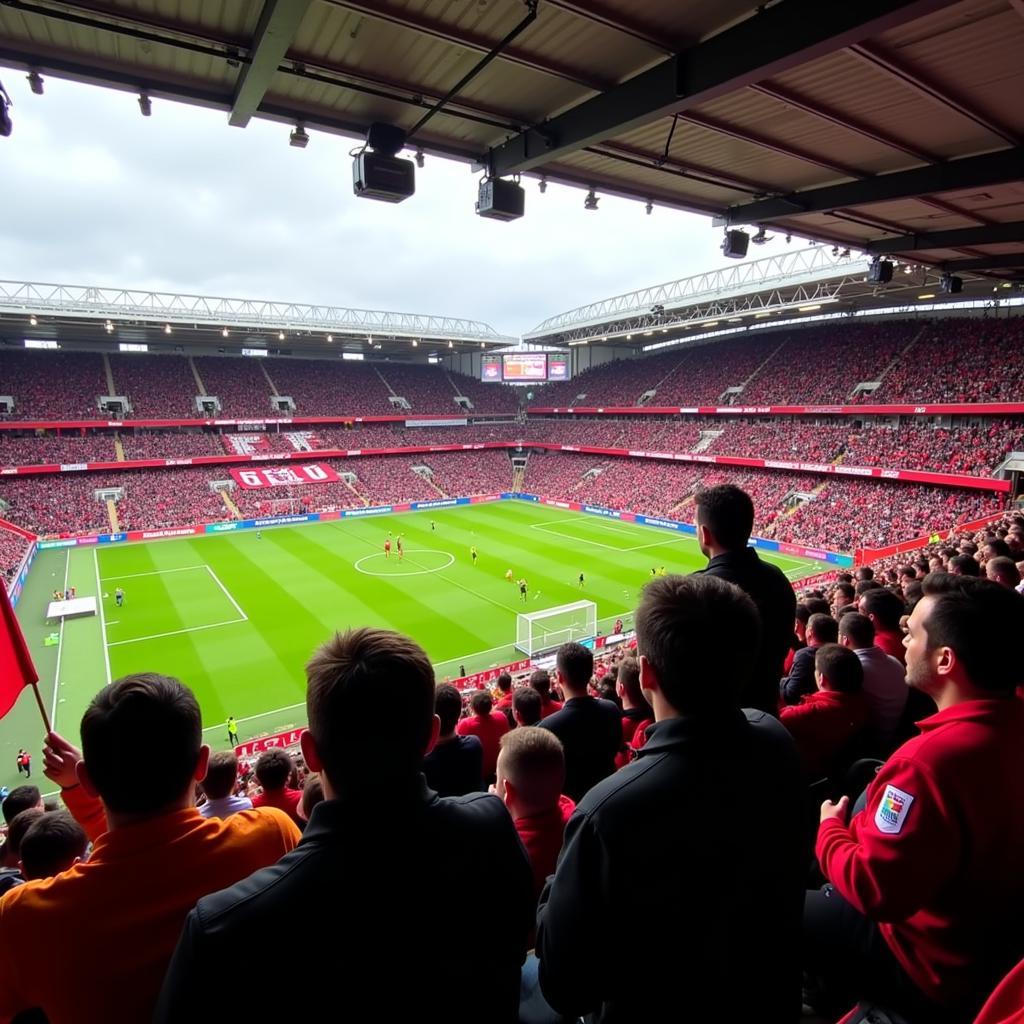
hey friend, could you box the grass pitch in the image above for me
[2,501,827,790]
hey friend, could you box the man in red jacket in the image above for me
[456,689,509,782]
[805,574,1024,1022]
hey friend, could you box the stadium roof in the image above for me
[1,0,1022,282]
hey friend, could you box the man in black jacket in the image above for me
[695,484,797,715]
[539,642,622,802]
[781,612,838,705]
[155,628,534,1023]
[537,575,804,1023]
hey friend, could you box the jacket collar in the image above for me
[300,774,438,841]
[637,709,749,758]
[916,696,1023,733]
[706,547,758,571]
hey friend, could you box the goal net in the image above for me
[265,497,301,516]
[515,600,597,658]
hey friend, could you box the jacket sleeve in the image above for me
[153,906,211,1022]
[61,784,108,843]
[816,755,957,922]
[536,809,609,1016]
[781,648,816,706]
[0,889,29,1020]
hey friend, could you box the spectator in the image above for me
[455,689,509,783]
[251,748,303,828]
[198,751,253,819]
[695,484,796,715]
[2,785,42,825]
[494,727,574,900]
[536,575,803,1021]
[528,668,562,719]
[512,686,543,727]
[19,811,88,880]
[860,589,908,664]
[0,673,299,1024]
[539,642,622,802]
[839,612,908,754]
[781,613,838,706]
[986,556,1021,590]
[806,575,1024,1021]
[0,807,45,895]
[615,656,653,767]
[780,644,869,779]
[832,581,856,616]
[295,776,324,825]
[493,671,515,727]
[156,628,534,1023]
[423,683,484,797]
[950,553,981,576]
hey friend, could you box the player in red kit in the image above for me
[384,538,391,559]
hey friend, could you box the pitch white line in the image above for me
[204,565,248,621]
[101,565,206,581]
[106,618,247,647]
[49,549,70,729]
[201,701,307,735]
[530,520,688,553]
[93,548,113,689]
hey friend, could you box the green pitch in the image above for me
[1,501,829,791]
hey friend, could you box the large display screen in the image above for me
[480,357,502,382]
[502,352,548,381]
[547,355,569,381]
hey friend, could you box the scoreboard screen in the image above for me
[502,352,548,381]
[547,355,569,381]
[480,357,502,382]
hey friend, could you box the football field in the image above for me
[1,501,829,790]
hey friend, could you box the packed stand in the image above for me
[0,474,114,535]
[119,431,222,460]
[0,433,116,466]
[108,354,199,419]
[263,358,396,416]
[0,525,31,585]
[114,469,232,530]
[0,350,107,420]
[230,474,363,518]
[446,369,521,412]
[345,456,443,505]
[191,356,274,418]
[421,450,512,496]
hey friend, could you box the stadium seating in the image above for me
[0,433,117,466]
[0,526,31,587]
[109,354,199,419]
[192,356,274,417]
[119,432,222,460]
[0,350,107,420]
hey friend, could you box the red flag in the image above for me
[0,583,38,720]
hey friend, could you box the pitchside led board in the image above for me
[480,353,571,382]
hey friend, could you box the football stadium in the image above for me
[1,1,1023,1022]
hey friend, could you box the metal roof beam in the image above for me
[725,147,1024,224]
[540,1,683,52]
[229,0,313,128]
[867,221,1024,254]
[939,253,1024,272]
[486,0,957,176]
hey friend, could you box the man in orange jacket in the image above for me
[0,672,300,1024]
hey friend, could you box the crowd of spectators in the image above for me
[191,356,274,417]
[421,451,512,496]
[0,350,108,420]
[0,433,117,466]
[120,431,222,460]
[108,354,200,419]
[0,525,31,586]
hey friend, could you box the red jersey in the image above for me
[514,794,575,899]
[780,689,868,779]
[456,711,509,778]
[252,787,304,829]
[539,697,563,720]
[875,628,906,665]
[817,698,1024,1009]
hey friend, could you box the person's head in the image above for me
[302,628,437,795]
[2,784,42,825]
[635,574,760,718]
[555,642,594,696]
[904,573,1024,703]
[856,566,875,582]
[803,597,831,617]
[202,751,240,801]
[694,484,754,556]
[528,668,552,698]
[512,687,543,726]
[19,811,88,880]
[854,579,879,599]
[595,674,619,705]
[79,673,206,818]
[838,612,875,651]
[495,727,565,818]
[903,579,924,609]
[831,582,855,611]
[615,656,651,716]
[949,553,981,577]
[794,603,812,641]
[860,588,905,632]
[815,644,864,694]
[806,613,838,647]
[495,672,512,695]
[986,556,1021,589]
[297,775,324,823]
[433,683,464,737]
[5,808,45,865]
[983,538,1012,563]
[469,689,493,717]
[254,749,294,793]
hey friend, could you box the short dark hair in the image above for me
[306,627,435,784]
[19,811,88,880]
[556,642,593,692]
[512,687,542,725]
[861,588,905,630]
[528,669,552,697]
[904,579,924,608]
[300,776,324,820]
[495,672,513,694]
[2,785,41,824]
[838,612,875,650]
[807,613,838,644]
[804,597,831,617]
[616,656,649,712]
[469,689,493,715]
[6,807,45,857]
[635,574,760,714]
[81,673,201,815]
[694,484,754,549]
[949,554,980,577]
[857,566,875,581]
[919,573,1024,694]
[854,580,880,597]
[815,643,864,694]
[988,556,1021,587]
[255,749,293,791]
[833,582,855,602]
[984,538,1012,559]
[434,683,464,735]
[202,751,240,801]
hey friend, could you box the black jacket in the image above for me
[537,710,805,1024]
[155,778,534,1023]
[539,696,623,802]
[781,644,818,706]
[700,548,797,715]
[423,734,484,797]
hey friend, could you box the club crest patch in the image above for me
[875,785,914,834]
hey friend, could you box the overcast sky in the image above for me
[0,67,792,337]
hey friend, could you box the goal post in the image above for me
[515,600,598,658]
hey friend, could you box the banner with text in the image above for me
[230,463,340,489]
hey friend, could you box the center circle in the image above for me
[353,548,456,577]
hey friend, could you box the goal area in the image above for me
[515,600,597,657]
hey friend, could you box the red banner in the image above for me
[235,727,305,759]
[230,463,341,489]
[529,403,1024,417]
[450,659,531,691]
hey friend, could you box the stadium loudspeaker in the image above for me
[868,259,894,284]
[721,229,749,259]
[366,122,406,156]
[353,151,415,203]
[941,273,963,294]
[476,178,525,221]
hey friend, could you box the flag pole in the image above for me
[29,680,52,735]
